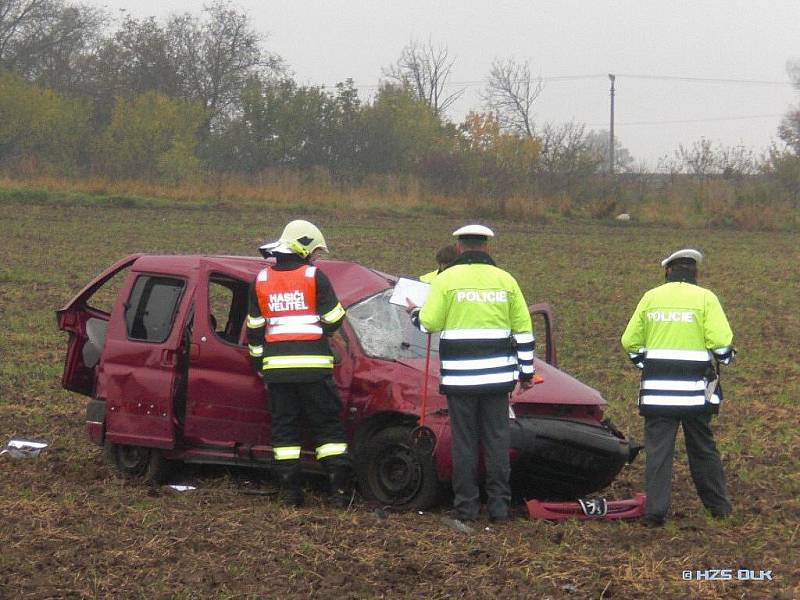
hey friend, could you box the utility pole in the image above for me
[608,73,616,175]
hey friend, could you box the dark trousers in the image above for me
[644,413,731,519]
[267,378,351,474]
[447,393,511,520]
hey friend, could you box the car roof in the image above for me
[131,255,394,308]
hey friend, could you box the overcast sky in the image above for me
[90,0,799,168]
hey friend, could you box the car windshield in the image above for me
[347,289,439,360]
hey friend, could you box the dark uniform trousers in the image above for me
[644,413,731,519]
[447,392,511,520]
[268,379,351,477]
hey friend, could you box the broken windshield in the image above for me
[347,289,439,360]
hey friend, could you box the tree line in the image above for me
[2,0,800,210]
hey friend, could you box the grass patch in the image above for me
[0,197,798,598]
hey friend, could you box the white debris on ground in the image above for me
[0,439,48,458]
[615,213,631,221]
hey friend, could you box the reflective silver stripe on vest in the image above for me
[268,315,321,326]
[645,348,712,361]
[305,266,316,278]
[513,332,534,344]
[519,364,534,374]
[641,379,706,391]
[441,371,518,387]
[440,328,511,340]
[640,394,709,407]
[441,356,518,370]
[267,324,324,336]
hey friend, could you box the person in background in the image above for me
[247,219,352,508]
[420,244,458,283]
[621,248,735,528]
[409,224,534,523]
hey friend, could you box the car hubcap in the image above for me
[117,445,147,470]
[374,443,422,505]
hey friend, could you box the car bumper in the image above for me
[509,416,632,500]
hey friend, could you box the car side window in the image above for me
[208,274,249,345]
[125,275,185,342]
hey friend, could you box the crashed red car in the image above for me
[57,254,638,509]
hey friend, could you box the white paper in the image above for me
[389,277,431,308]
[168,485,197,492]
[1,439,48,458]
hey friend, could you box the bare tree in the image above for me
[717,144,758,179]
[778,59,800,154]
[167,0,282,126]
[482,57,542,138]
[584,129,634,173]
[537,121,597,176]
[0,0,104,88]
[675,138,716,179]
[383,39,463,116]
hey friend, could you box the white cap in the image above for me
[661,248,703,267]
[452,224,495,238]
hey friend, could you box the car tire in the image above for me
[105,441,172,484]
[356,425,442,511]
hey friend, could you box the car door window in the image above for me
[208,274,249,344]
[125,275,185,342]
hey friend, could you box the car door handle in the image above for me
[160,349,176,367]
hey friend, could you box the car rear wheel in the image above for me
[357,425,442,511]
[104,441,172,484]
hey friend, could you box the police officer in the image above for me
[621,249,735,527]
[410,225,534,522]
[420,245,458,283]
[247,220,352,508]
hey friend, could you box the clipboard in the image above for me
[389,277,431,307]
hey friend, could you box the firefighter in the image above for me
[621,249,735,527]
[420,244,458,283]
[247,220,352,508]
[409,225,535,522]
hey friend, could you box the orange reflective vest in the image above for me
[255,265,322,343]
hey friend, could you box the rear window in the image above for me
[125,275,185,342]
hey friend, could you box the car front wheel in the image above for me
[356,425,442,511]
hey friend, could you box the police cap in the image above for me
[452,224,495,240]
[661,248,703,268]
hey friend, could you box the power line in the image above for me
[615,74,792,86]
[342,73,794,91]
[588,114,784,128]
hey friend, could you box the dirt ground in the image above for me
[1,197,798,598]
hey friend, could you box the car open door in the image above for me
[98,268,193,449]
[182,260,268,449]
[57,255,142,396]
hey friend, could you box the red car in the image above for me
[57,254,638,509]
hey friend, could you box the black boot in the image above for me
[328,463,354,509]
[277,464,304,507]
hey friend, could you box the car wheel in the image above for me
[105,441,172,484]
[357,425,442,511]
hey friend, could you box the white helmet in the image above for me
[273,219,328,258]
